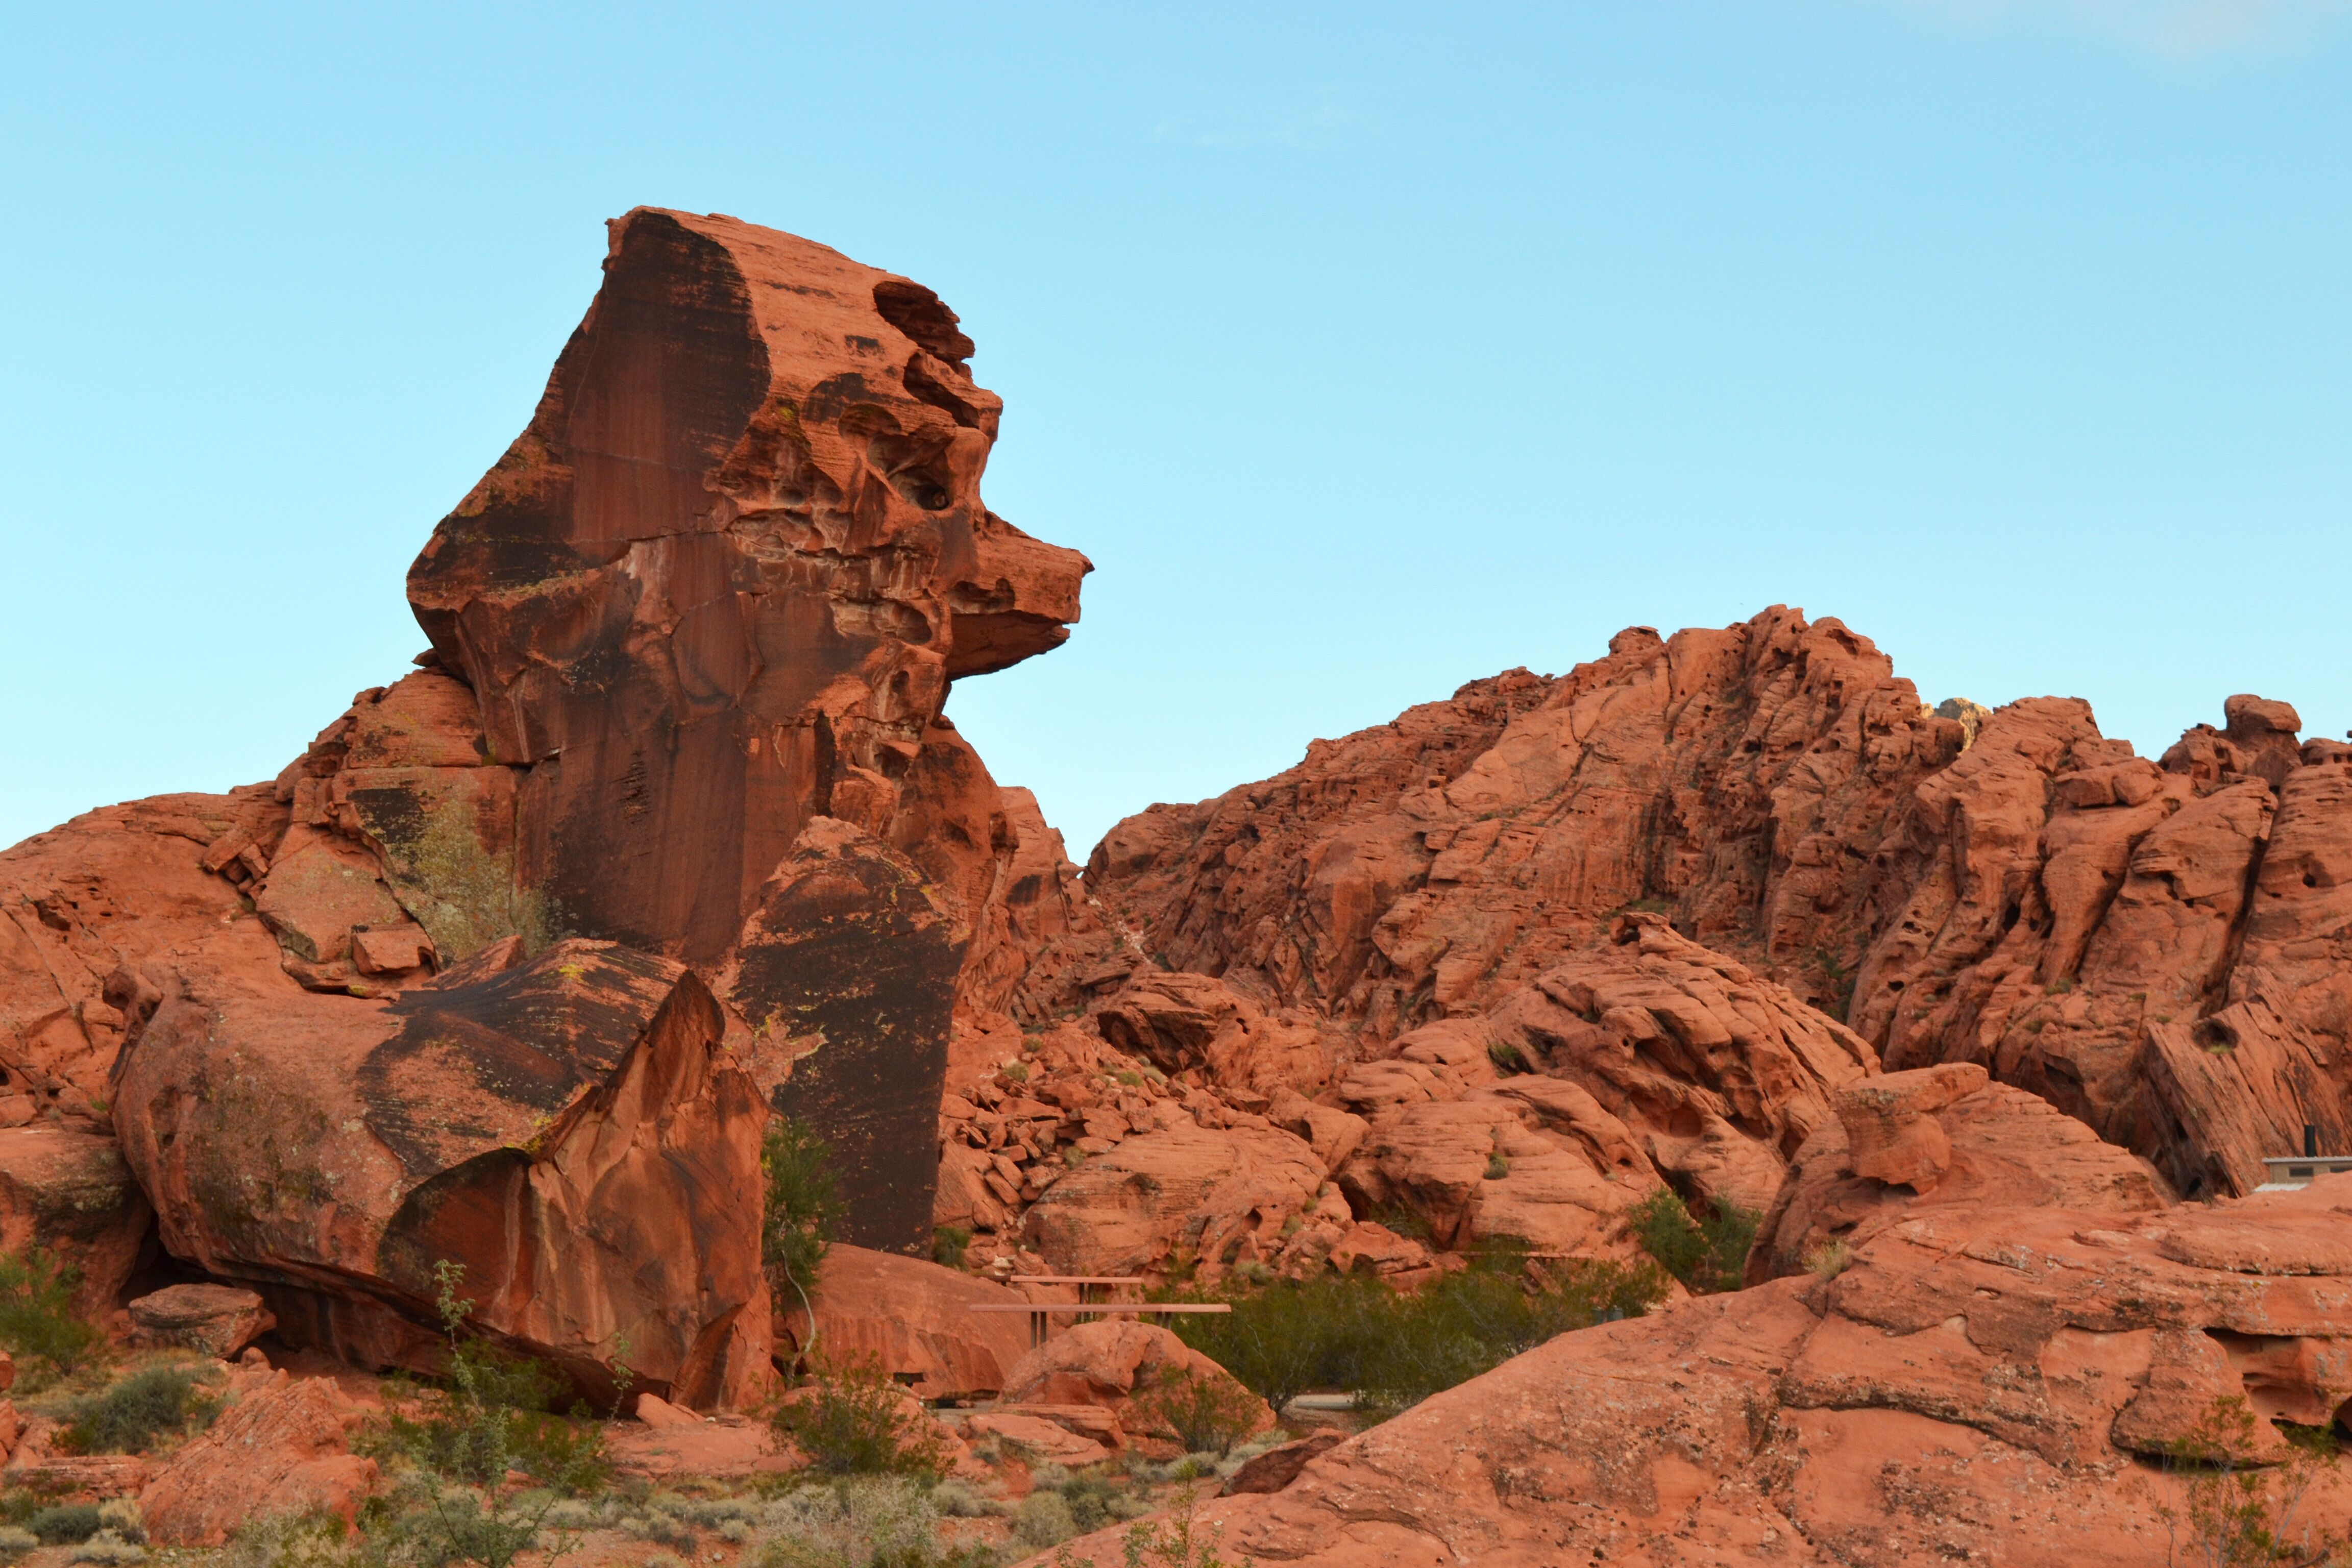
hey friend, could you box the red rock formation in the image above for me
[773,1243,1033,1399]
[1057,612,1958,1039]
[995,1319,1276,1451]
[138,1371,377,1546]
[1746,1062,2174,1283]
[2,210,1087,1394]
[115,937,769,1406]
[0,1126,153,1315]
[1038,1177,2352,1567]
[1023,611,2346,1213]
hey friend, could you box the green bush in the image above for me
[764,1118,841,1319]
[929,1226,970,1270]
[0,1247,100,1377]
[54,1365,223,1455]
[1127,1369,1261,1456]
[1011,1489,1075,1552]
[356,1261,610,1568]
[1626,1189,1758,1295]
[27,1505,102,1546]
[1172,1252,1668,1416]
[756,1478,993,1568]
[770,1355,947,1478]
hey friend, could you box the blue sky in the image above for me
[4,2,2347,858]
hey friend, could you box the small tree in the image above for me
[0,1246,101,1379]
[2154,1396,2346,1568]
[1626,1189,1756,1295]
[1128,1367,1261,1456]
[770,1353,948,1477]
[764,1117,841,1339]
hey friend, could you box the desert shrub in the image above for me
[930,1226,971,1270]
[93,1502,142,1546]
[1627,1188,1757,1295]
[54,1365,223,1454]
[28,1505,102,1545]
[226,1509,366,1568]
[1011,1489,1076,1551]
[0,1528,35,1564]
[2153,1395,2346,1567]
[770,1354,947,1478]
[357,1262,610,1568]
[0,1246,101,1378]
[1172,1253,1668,1416]
[622,1511,697,1551]
[927,1479,1002,1518]
[1058,1519,1240,1568]
[765,1118,841,1324]
[67,1531,144,1566]
[1128,1369,1261,1457]
[1804,1239,1851,1280]
[755,1478,964,1568]
[369,1264,608,1498]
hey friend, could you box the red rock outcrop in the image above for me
[996,1319,1276,1453]
[1011,611,2346,1218]
[1746,1062,2175,1283]
[114,936,770,1407]
[138,1371,377,1547]
[1852,694,2352,1197]
[1049,612,1959,1040]
[0,1125,153,1314]
[2,210,1088,1395]
[773,1243,1033,1399]
[1037,1176,2352,1567]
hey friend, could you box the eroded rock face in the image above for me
[773,1243,1032,1400]
[1046,612,1957,1040]
[3,210,1087,1394]
[0,1126,153,1315]
[1014,612,2346,1208]
[114,939,769,1407]
[404,209,1085,963]
[1039,1178,2352,1568]
[1746,1063,2174,1283]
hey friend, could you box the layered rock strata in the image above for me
[1040,1176,2352,1568]
[993,610,2347,1227]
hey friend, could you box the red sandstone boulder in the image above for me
[1021,1124,1324,1280]
[114,939,770,1407]
[772,1243,1032,1399]
[1748,1065,2174,1283]
[0,1126,153,1315]
[998,1319,1275,1449]
[127,1284,276,1358]
[138,1372,378,1546]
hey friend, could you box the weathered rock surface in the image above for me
[997,1319,1275,1451]
[1,209,1088,1398]
[773,1243,1032,1398]
[1006,612,2347,1223]
[114,938,769,1406]
[127,1283,276,1358]
[0,1126,154,1314]
[1037,1177,2352,1567]
[139,1370,377,1546]
[1022,1123,1325,1279]
[1747,1063,2174,1283]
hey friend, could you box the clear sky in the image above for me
[5,2,2348,860]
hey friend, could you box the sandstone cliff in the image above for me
[0,209,1088,1403]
